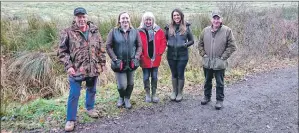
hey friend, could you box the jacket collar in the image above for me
[138,25,160,33]
[210,23,223,32]
[118,26,134,33]
[71,21,98,33]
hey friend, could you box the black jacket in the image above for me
[165,23,194,60]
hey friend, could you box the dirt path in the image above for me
[76,67,298,133]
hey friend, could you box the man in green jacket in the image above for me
[198,10,237,110]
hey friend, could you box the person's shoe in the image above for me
[201,96,211,105]
[215,100,223,110]
[175,79,185,102]
[117,97,124,108]
[145,94,152,103]
[152,95,159,103]
[170,78,178,101]
[124,97,132,109]
[85,109,99,118]
[65,121,75,132]
[170,92,176,101]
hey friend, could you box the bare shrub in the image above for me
[212,3,298,69]
[3,52,68,103]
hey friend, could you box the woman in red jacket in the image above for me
[138,12,167,103]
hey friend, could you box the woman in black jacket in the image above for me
[165,8,194,102]
[106,12,142,109]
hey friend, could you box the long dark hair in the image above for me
[168,8,187,36]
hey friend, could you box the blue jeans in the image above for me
[66,76,98,121]
[167,59,188,80]
[142,67,158,81]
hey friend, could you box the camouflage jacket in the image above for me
[57,21,106,78]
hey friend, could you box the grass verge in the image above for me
[1,57,296,132]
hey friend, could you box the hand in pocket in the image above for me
[130,58,140,70]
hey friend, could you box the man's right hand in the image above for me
[67,67,76,75]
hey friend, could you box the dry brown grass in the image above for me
[2,52,68,104]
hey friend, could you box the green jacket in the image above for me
[198,25,236,70]
[57,21,106,78]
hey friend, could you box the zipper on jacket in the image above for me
[80,30,92,76]
[151,32,155,68]
[210,31,214,69]
[210,31,214,58]
[123,32,129,68]
[174,32,179,59]
[144,29,156,68]
[88,40,92,75]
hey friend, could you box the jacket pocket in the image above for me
[129,58,140,71]
[111,60,124,72]
[202,56,210,68]
[213,58,227,70]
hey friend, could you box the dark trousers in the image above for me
[167,59,188,80]
[142,67,158,81]
[203,68,225,101]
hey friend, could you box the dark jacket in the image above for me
[198,25,237,70]
[165,22,194,60]
[57,21,106,78]
[106,27,142,72]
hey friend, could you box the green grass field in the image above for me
[2,2,296,22]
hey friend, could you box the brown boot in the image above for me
[65,121,75,131]
[85,109,99,118]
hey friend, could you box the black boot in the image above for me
[117,89,125,108]
[170,78,178,101]
[144,80,151,103]
[215,100,223,110]
[151,79,159,103]
[175,79,184,102]
[124,84,134,109]
[201,96,211,105]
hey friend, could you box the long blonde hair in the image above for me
[139,12,158,28]
[168,8,187,36]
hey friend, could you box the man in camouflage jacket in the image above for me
[57,7,106,132]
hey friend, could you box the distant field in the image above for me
[1,2,296,23]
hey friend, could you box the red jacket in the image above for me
[138,26,167,68]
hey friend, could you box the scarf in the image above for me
[144,26,154,42]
